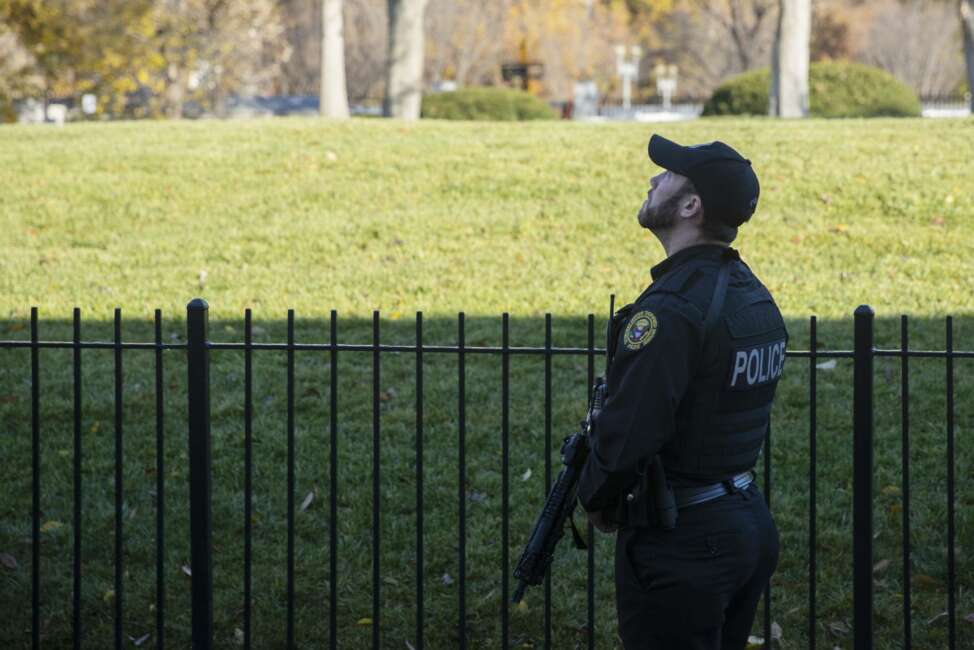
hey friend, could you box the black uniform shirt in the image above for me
[577,243,785,513]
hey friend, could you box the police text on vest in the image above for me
[728,340,786,389]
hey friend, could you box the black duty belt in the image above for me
[672,471,754,509]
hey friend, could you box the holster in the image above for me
[610,455,678,529]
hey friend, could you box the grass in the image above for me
[0,117,972,649]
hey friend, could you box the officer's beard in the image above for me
[637,190,686,235]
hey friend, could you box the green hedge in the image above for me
[421,87,557,121]
[703,61,921,118]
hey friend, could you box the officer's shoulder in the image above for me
[647,260,707,296]
[638,262,718,320]
[633,289,703,327]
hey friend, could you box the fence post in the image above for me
[187,298,213,649]
[853,305,874,650]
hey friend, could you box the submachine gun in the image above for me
[510,376,606,605]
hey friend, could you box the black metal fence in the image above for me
[1,300,968,649]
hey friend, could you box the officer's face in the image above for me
[637,170,689,232]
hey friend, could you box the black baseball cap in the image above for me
[648,134,760,228]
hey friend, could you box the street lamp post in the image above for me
[615,45,642,111]
[654,62,679,112]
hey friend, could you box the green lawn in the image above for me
[0,117,972,649]
[1,117,973,320]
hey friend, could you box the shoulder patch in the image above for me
[623,310,658,350]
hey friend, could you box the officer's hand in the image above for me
[586,509,619,534]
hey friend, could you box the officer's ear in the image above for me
[678,193,703,221]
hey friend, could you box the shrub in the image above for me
[421,87,557,121]
[702,69,769,117]
[703,61,921,118]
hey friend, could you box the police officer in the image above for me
[576,134,787,650]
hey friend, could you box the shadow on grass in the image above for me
[0,311,971,650]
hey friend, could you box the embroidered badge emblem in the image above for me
[623,311,658,351]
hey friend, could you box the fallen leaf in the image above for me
[515,600,529,614]
[927,610,948,625]
[357,618,372,626]
[441,573,454,586]
[873,559,891,574]
[182,565,192,577]
[913,574,941,588]
[816,360,837,370]
[819,193,833,205]
[40,521,63,533]
[881,485,901,496]
[828,621,849,636]
[931,216,945,226]
[130,633,150,646]
[0,553,17,569]
[521,469,532,482]
[90,421,100,434]
[830,223,848,233]
[300,491,315,512]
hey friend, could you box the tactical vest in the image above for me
[610,250,788,486]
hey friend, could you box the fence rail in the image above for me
[0,300,967,649]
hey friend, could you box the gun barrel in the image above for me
[511,581,527,604]
[510,432,591,602]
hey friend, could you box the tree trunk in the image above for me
[321,0,349,118]
[384,0,429,119]
[962,0,974,112]
[164,64,185,120]
[770,0,811,117]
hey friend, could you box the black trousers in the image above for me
[615,482,779,650]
